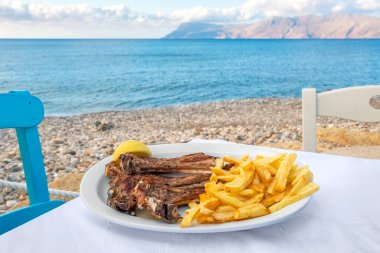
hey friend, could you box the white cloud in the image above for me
[356,0,380,11]
[238,0,373,18]
[0,0,380,37]
[167,0,380,24]
[1,0,380,24]
[331,4,346,12]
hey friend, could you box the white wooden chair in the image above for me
[302,85,380,152]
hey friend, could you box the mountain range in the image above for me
[163,14,380,39]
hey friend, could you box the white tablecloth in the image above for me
[2,140,380,252]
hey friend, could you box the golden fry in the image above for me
[211,191,245,208]
[252,172,261,184]
[240,163,254,179]
[239,154,250,162]
[267,165,277,176]
[298,183,320,196]
[211,167,231,176]
[240,160,254,171]
[244,193,264,205]
[234,203,268,220]
[212,212,235,222]
[267,177,277,194]
[273,192,285,201]
[205,181,219,193]
[238,188,257,196]
[180,203,200,227]
[255,153,285,165]
[217,175,236,182]
[251,183,265,193]
[196,215,215,223]
[224,170,254,193]
[261,192,285,207]
[223,156,240,165]
[188,202,198,209]
[230,166,241,174]
[216,205,236,213]
[200,206,214,216]
[199,193,208,202]
[209,173,217,182]
[255,165,272,182]
[216,182,224,190]
[227,193,248,202]
[214,158,224,169]
[269,183,319,213]
[201,197,220,210]
[291,167,313,186]
[252,160,274,179]
[274,153,297,192]
[288,176,308,196]
[288,168,302,183]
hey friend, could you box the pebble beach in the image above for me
[1,98,380,213]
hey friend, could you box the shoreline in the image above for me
[1,97,380,212]
[43,97,300,118]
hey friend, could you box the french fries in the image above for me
[180,152,319,228]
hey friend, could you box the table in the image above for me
[1,140,380,252]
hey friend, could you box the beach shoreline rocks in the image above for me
[1,98,380,212]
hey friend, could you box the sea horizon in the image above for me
[1,39,379,116]
[1,38,380,40]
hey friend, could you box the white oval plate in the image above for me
[80,143,312,233]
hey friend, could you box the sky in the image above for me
[0,0,380,38]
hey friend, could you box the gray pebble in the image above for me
[3,158,12,164]
[236,135,245,141]
[65,166,76,172]
[7,174,21,182]
[256,137,264,143]
[11,166,22,172]
[64,150,76,156]
[281,135,289,141]
[97,122,115,131]
[53,138,65,144]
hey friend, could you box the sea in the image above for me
[0,39,379,116]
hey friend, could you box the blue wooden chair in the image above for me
[0,91,63,235]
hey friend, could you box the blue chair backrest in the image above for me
[0,91,63,234]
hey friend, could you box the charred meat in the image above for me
[106,153,218,223]
[119,153,216,175]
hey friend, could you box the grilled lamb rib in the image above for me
[106,153,218,223]
[113,174,209,222]
[119,153,216,175]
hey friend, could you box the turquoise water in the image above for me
[0,39,379,115]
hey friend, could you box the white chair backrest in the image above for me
[302,85,380,152]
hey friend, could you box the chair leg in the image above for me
[16,127,50,204]
[302,88,317,152]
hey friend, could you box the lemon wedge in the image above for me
[113,140,152,161]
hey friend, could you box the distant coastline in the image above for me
[163,14,380,39]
